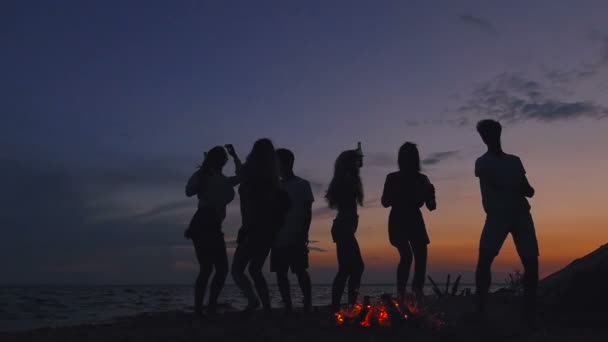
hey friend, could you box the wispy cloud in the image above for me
[459,14,497,35]
[544,30,608,84]
[365,150,460,168]
[364,152,395,168]
[458,73,608,123]
[121,199,193,221]
[422,151,460,166]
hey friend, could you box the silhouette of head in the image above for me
[276,148,295,178]
[245,138,279,183]
[398,142,421,173]
[476,119,502,148]
[326,150,363,209]
[200,146,228,174]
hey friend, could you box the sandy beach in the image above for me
[2,293,606,342]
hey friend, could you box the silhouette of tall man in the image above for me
[271,148,314,313]
[474,119,539,317]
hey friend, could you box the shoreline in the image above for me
[3,295,607,342]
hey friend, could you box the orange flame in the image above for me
[377,305,390,328]
[334,294,444,330]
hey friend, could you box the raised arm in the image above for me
[225,144,243,186]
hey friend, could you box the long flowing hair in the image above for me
[199,146,228,175]
[325,150,363,209]
[243,138,279,186]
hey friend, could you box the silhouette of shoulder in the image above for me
[282,176,314,203]
[475,152,525,177]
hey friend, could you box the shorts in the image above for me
[480,211,539,258]
[270,244,309,273]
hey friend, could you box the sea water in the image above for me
[0,283,500,331]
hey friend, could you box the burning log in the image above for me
[354,296,370,327]
[334,293,444,330]
[381,294,406,327]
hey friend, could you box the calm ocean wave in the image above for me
[0,283,499,331]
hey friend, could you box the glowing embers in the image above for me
[334,294,444,330]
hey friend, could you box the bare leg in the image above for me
[193,239,213,315]
[276,271,293,311]
[207,243,228,316]
[231,245,259,311]
[249,247,272,315]
[296,270,312,312]
[475,248,496,314]
[195,264,213,315]
[411,242,428,296]
[347,239,364,305]
[521,256,538,315]
[331,269,348,312]
[396,243,413,300]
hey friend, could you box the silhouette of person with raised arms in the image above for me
[474,119,538,319]
[231,138,290,317]
[327,144,365,314]
[184,144,242,317]
[270,148,314,314]
[381,142,436,302]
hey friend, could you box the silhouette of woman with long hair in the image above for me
[327,148,365,313]
[184,145,242,317]
[231,138,290,317]
[381,142,436,301]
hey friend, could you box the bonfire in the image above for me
[334,294,444,330]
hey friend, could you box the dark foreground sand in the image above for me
[2,295,607,342]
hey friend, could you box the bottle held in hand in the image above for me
[224,144,236,158]
[355,142,363,167]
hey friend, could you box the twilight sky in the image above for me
[2,0,608,285]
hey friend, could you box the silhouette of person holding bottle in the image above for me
[184,144,241,317]
[327,143,365,314]
[381,142,436,301]
[474,119,538,319]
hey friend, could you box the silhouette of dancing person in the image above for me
[381,142,436,301]
[474,119,538,318]
[184,145,242,317]
[327,146,365,313]
[270,148,314,314]
[231,138,290,317]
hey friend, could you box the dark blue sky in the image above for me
[2,1,608,284]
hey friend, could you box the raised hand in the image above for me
[224,144,237,158]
